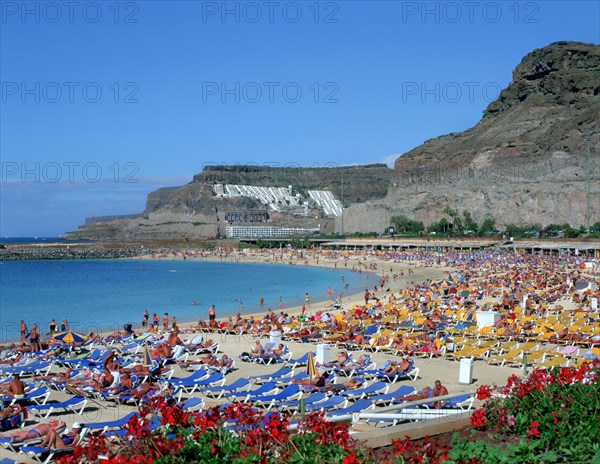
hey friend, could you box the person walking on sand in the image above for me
[19,320,27,343]
[208,305,216,322]
[305,292,310,307]
[30,324,41,352]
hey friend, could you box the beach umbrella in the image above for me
[306,351,317,379]
[436,279,452,287]
[142,342,152,367]
[54,331,87,345]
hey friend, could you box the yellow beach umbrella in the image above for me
[142,342,152,366]
[54,331,87,345]
[306,351,317,379]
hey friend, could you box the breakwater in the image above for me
[0,245,145,260]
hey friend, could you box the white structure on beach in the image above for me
[225,226,320,239]
[213,184,342,217]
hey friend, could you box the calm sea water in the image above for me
[0,259,376,342]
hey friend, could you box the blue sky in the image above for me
[1,1,599,236]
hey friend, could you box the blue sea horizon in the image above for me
[0,259,377,343]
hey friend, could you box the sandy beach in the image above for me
[1,249,596,463]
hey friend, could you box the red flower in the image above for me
[527,421,540,437]
[476,385,492,400]
[470,408,486,430]
[342,451,359,464]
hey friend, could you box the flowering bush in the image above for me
[59,361,599,464]
[457,360,600,463]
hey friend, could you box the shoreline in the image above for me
[2,252,451,345]
[126,252,452,338]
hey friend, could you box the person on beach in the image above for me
[0,372,26,398]
[47,319,58,335]
[325,378,364,392]
[340,355,368,371]
[167,326,185,347]
[29,324,41,352]
[261,343,285,358]
[395,387,431,402]
[0,352,25,365]
[103,372,133,394]
[382,359,411,375]
[0,403,25,421]
[250,340,264,356]
[432,379,449,409]
[7,420,65,443]
[19,320,27,343]
[152,313,159,330]
[317,351,348,368]
[151,342,172,359]
[208,305,216,322]
[40,422,83,450]
[142,310,149,328]
[292,372,328,387]
[60,318,69,332]
[163,313,169,330]
[305,292,310,307]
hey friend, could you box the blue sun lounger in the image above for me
[326,398,375,417]
[201,378,250,399]
[85,412,138,431]
[249,366,294,384]
[225,381,278,401]
[245,384,302,409]
[305,395,347,412]
[339,381,388,400]
[28,396,88,419]
[277,392,328,412]
[370,385,416,405]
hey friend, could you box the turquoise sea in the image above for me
[0,259,376,343]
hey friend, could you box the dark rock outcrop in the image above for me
[341,42,600,233]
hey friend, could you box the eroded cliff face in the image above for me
[65,165,393,240]
[341,42,600,233]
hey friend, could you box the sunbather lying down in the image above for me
[292,372,329,387]
[382,359,411,375]
[41,422,83,450]
[316,351,348,368]
[7,419,65,443]
[324,378,363,392]
[395,387,431,402]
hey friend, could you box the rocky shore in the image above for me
[0,244,147,260]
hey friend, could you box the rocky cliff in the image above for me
[65,164,393,240]
[341,41,600,233]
